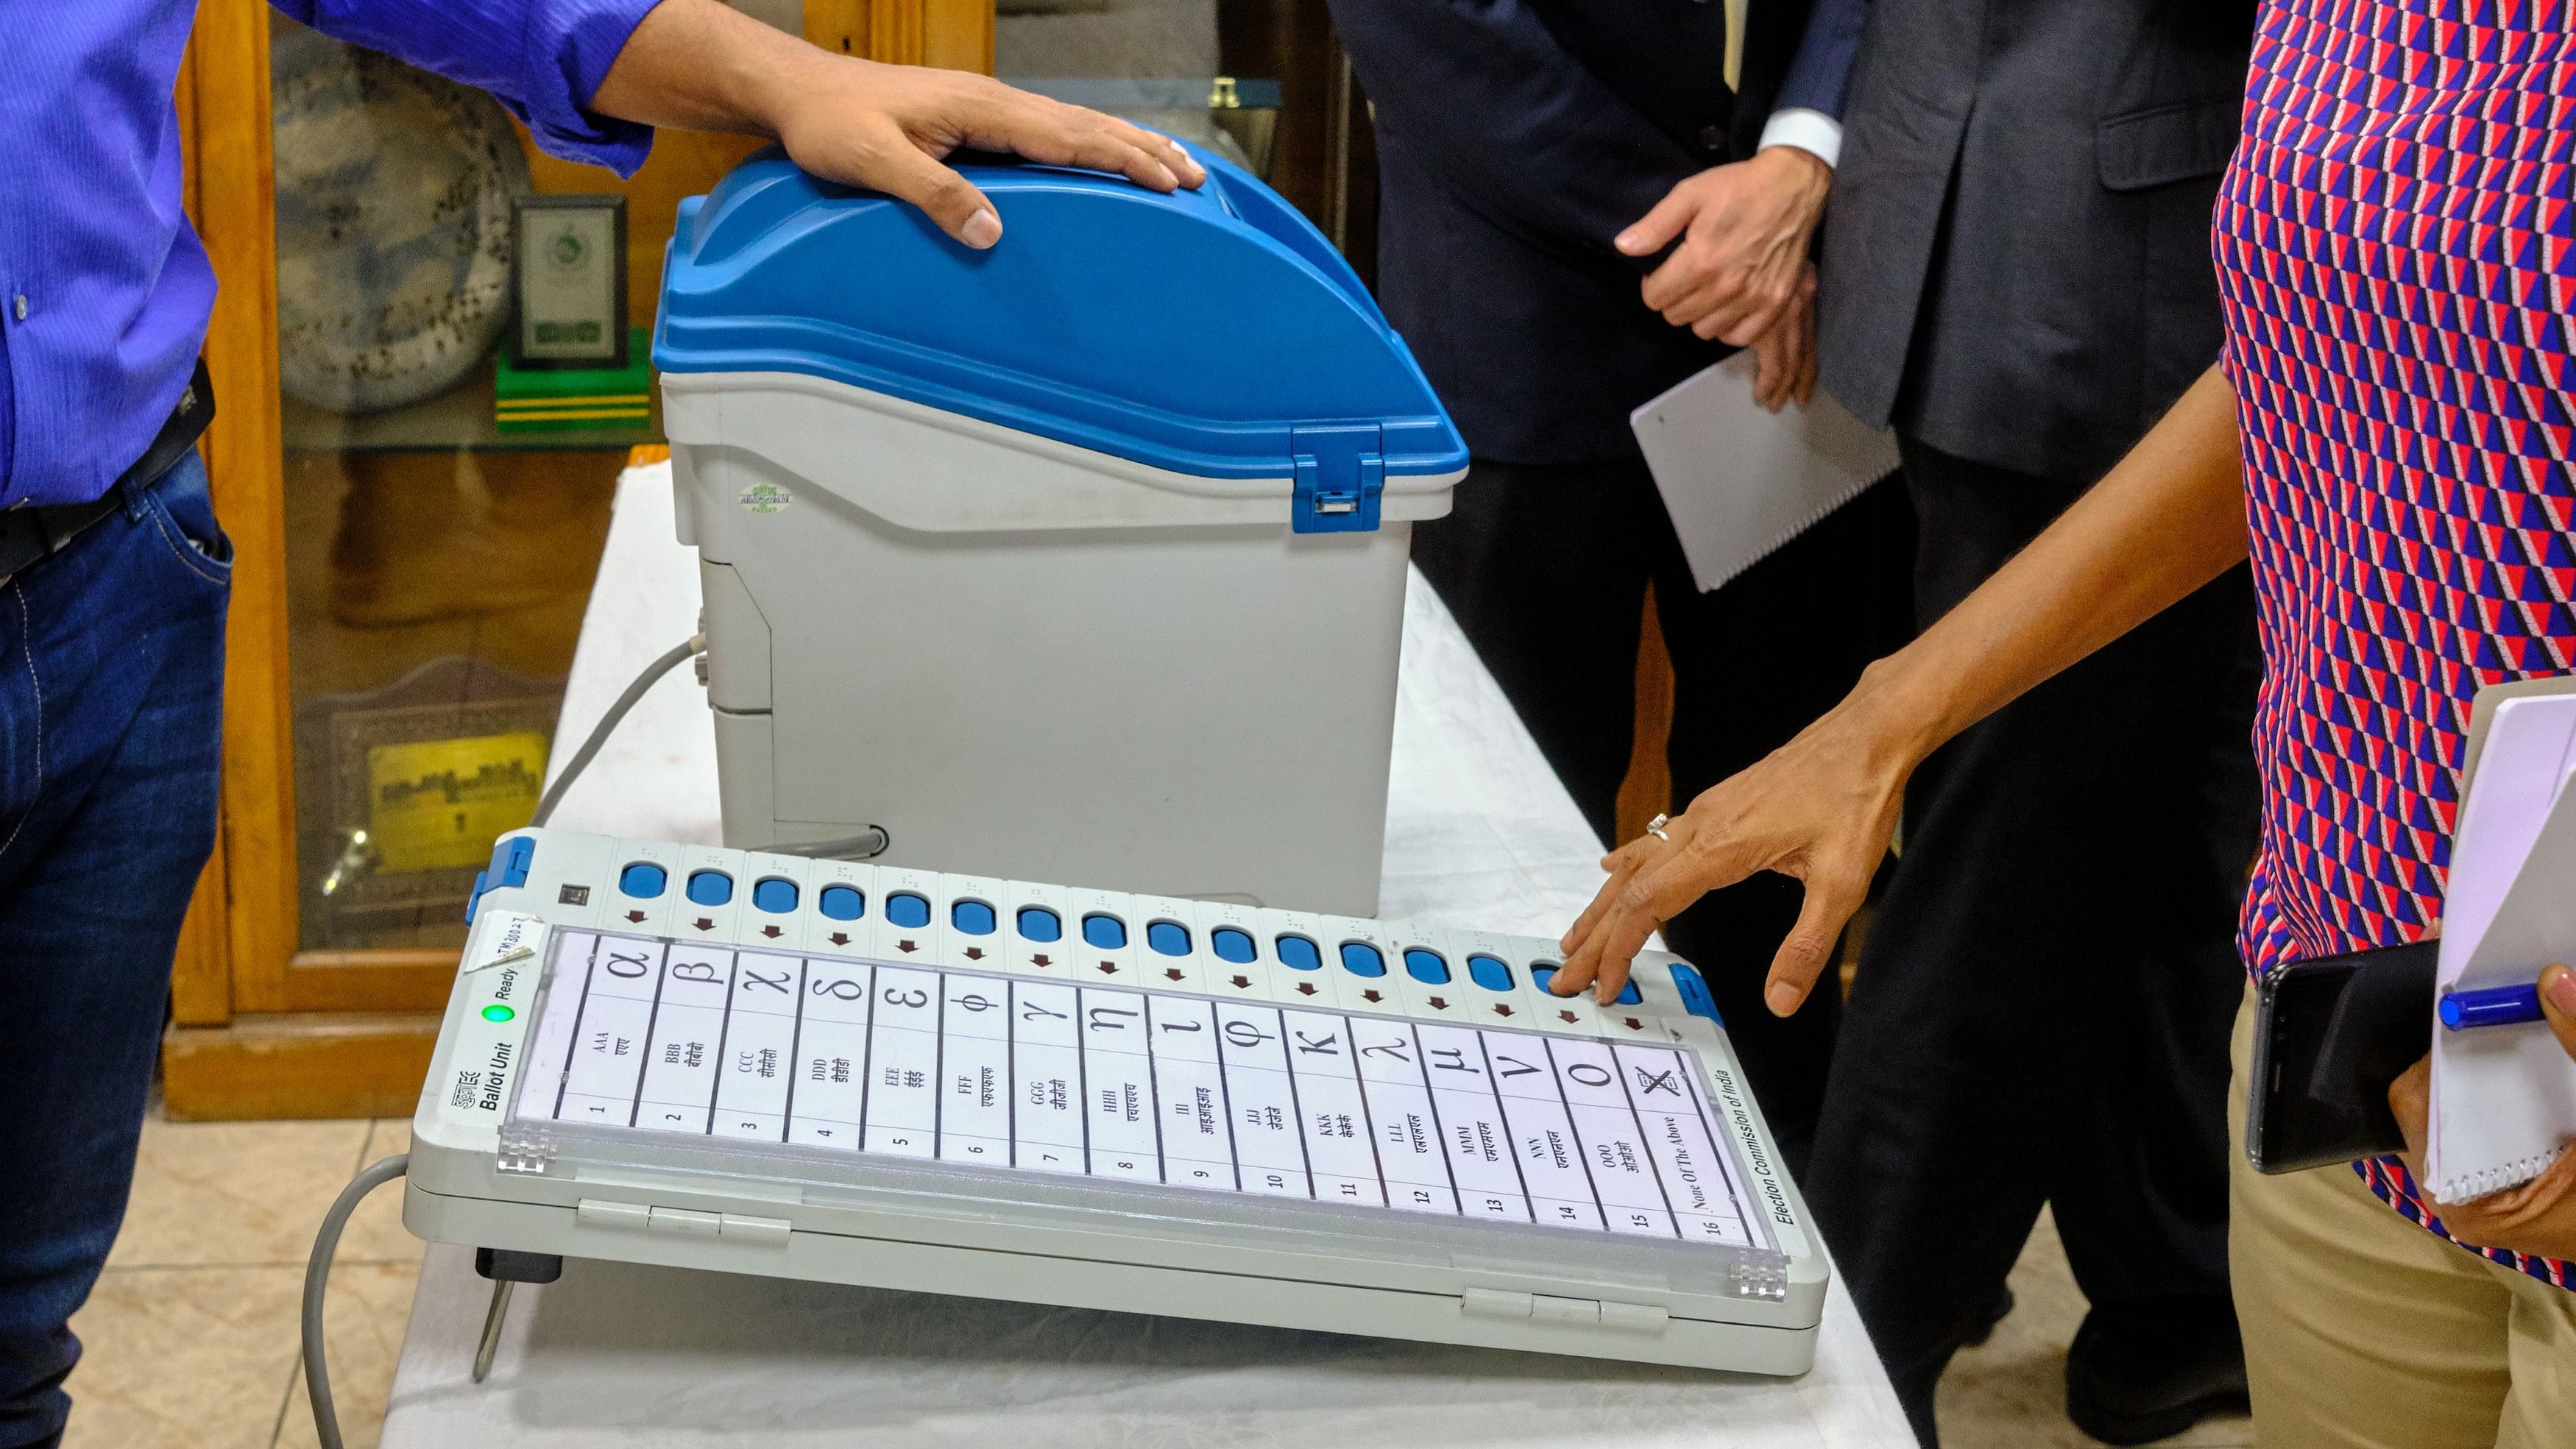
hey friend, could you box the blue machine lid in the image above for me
[655,143,1465,501]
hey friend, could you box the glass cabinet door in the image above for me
[269,15,693,950]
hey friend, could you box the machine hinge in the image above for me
[495,1124,559,1175]
[1289,425,1385,534]
[1458,1289,1671,1334]
[1729,1256,1789,1303]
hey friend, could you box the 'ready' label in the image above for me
[431,911,549,1138]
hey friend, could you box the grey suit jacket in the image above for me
[1816,0,2256,486]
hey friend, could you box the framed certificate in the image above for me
[512,194,629,370]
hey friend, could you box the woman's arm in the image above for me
[1554,362,2252,1009]
[590,0,1203,248]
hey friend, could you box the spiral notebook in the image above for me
[1630,352,1899,594]
[2425,680,2576,1202]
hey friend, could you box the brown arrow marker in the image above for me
[829,932,850,946]
[694,917,714,932]
[760,925,782,938]
[626,910,646,923]
[1229,974,1252,989]
[1031,954,1052,966]
[1493,1004,1513,1017]
[1624,1016,1644,1031]
[1362,989,1384,1004]
[1296,982,1318,996]
[1427,996,1448,1010]
[1558,1010,1578,1024]
[1098,963,1119,975]
[965,947,984,960]
[896,940,918,954]
[1164,968,1183,981]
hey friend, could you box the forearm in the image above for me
[583,0,1195,247]
[588,0,818,135]
[1858,364,2249,763]
[1326,0,1697,250]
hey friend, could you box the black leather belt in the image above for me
[0,357,216,585]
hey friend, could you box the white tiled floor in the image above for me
[63,1112,414,1449]
[61,1103,2253,1449]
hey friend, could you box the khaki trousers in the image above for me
[2229,988,2576,1447]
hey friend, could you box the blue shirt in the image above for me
[0,0,662,508]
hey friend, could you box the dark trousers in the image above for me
[1413,456,1916,1172]
[1806,438,2259,1447]
[0,454,229,1449]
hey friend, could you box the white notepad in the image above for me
[1630,352,1899,593]
[2425,684,2576,1202]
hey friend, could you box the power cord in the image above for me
[528,631,888,857]
[530,634,706,828]
[303,1154,409,1449]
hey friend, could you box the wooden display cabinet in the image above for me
[163,0,994,1120]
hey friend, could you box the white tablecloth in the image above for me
[379,465,1911,1448]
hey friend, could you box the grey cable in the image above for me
[530,634,704,828]
[769,827,891,860]
[303,1153,410,1449]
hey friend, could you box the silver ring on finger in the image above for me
[1645,812,1670,842]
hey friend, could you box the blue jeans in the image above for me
[0,453,228,1449]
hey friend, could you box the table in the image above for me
[378,464,1912,1448]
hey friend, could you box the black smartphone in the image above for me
[2246,939,2440,1174]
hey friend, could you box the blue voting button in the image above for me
[2440,982,2545,1031]
[1403,948,1450,985]
[952,899,997,935]
[1275,935,1322,971]
[618,862,667,899]
[1526,963,1638,1003]
[1211,927,1257,963]
[751,878,798,913]
[1016,906,1062,941]
[1147,920,1191,956]
[1082,913,1128,949]
[685,870,733,907]
[818,885,864,921]
[1339,941,1387,977]
[887,892,931,929]
[1467,954,1513,991]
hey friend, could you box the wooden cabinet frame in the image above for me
[163,0,991,1119]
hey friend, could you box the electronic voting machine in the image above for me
[408,828,1829,1374]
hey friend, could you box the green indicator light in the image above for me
[481,1005,515,1023]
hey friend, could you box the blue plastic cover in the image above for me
[656,143,1466,492]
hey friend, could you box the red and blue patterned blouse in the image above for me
[2217,0,2574,1289]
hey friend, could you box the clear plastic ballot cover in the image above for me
[498,927,1791,1294]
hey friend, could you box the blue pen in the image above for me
[2438,982,2547,1031]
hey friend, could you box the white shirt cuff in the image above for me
[1758,108,1842,170]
